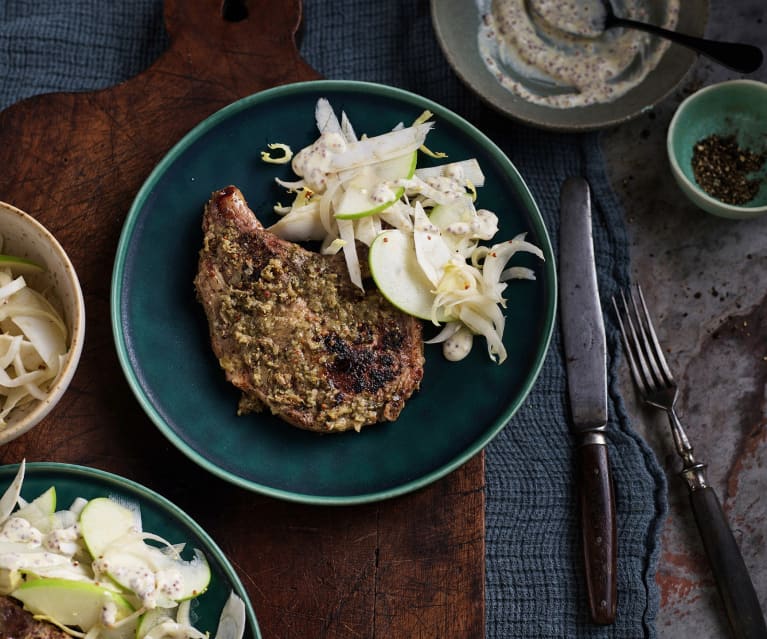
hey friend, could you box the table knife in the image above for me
[559,176,617,625]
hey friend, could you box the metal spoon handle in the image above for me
[611,17,764,73]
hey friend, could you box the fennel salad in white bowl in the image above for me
[0,201,85,445]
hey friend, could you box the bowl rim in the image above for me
[0,200,86,444]
[666,79,767,217]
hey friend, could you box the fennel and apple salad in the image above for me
[261,98,543,364]
[0,461,246,639]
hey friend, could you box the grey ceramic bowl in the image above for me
[431,0,708,131]
[667,80,767,219]
[0,201,85,443]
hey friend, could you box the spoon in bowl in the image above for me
[529,0,763,74]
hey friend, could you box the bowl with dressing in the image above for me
[667,80,767,219]
[431,0,708,131]
[0,201,85,444]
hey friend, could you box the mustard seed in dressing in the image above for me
[477,0,679,108]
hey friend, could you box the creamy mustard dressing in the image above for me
[443,327,474,361]
[291,131,348,192]
[477,0,679,108]
[0,516,42,544]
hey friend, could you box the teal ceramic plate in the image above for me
[431,0,708,131]
[0,462,261,639]
[111,80,556,504]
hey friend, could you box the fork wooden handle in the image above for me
[688,485,767,638]
[577,440,617,625]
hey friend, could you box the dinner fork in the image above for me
[613,285,767,639]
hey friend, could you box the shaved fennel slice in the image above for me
[415,159,486,187]
[482,234,544,299]
[424,321,462,345]
[337,218,363,290]
[458,304,507,364]
[502,266,536,281]
[412,202,452,287]
[0,335,26,369]
[318,175,347,235]
[0,362,50,389]
[327,123,432,173]
[378,202,414,233]
[340,111,358,143]
[0,276,26,301]
[0,262,69,426]
[398,175,467,207]
[354,215,382,247]
[315,97,342,135]
[266,202,325,242]
[145,620,208,639]
[214,592,246,639]
[0,460,24,524]
[11,313,66,370]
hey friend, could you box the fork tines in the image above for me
[612,285,674,397]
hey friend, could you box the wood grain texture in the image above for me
[0,1,485,637]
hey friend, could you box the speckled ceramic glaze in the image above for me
[0,202,85,444]
[0,462,262,639]
[667,79,767,219]
[111,80,556,505]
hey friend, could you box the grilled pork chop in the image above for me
[0,595,68,639]
[194,186,424,433]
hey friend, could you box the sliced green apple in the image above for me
[369,229,445,322]
[79,497,139,559]
[13,486,56,533]
[428,198,475,231]
[11,577,134,630]
[335,151,416,220]
[0,254,45,275]
[22,561,92,583]
[0,568,22,594]
[102,544,211,602]
[80,497,210,603]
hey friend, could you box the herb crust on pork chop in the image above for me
[194,186,424,433]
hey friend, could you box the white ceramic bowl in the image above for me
[0,201,85,444]
[667,80,767,220]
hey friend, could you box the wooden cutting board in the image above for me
[0,1,484,637]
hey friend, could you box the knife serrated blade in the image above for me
[559,176,617,625]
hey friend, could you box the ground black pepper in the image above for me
[691,134,766,206]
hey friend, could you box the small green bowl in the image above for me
[667,80,767,219]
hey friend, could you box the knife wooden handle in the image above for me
[688,485,767,638]
[577,439,617,624]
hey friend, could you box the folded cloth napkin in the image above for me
[0,1,667,636]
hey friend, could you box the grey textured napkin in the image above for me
[0,1,667,636]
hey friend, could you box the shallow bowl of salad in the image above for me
[0,202,85,445]
[0,461,261,639]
